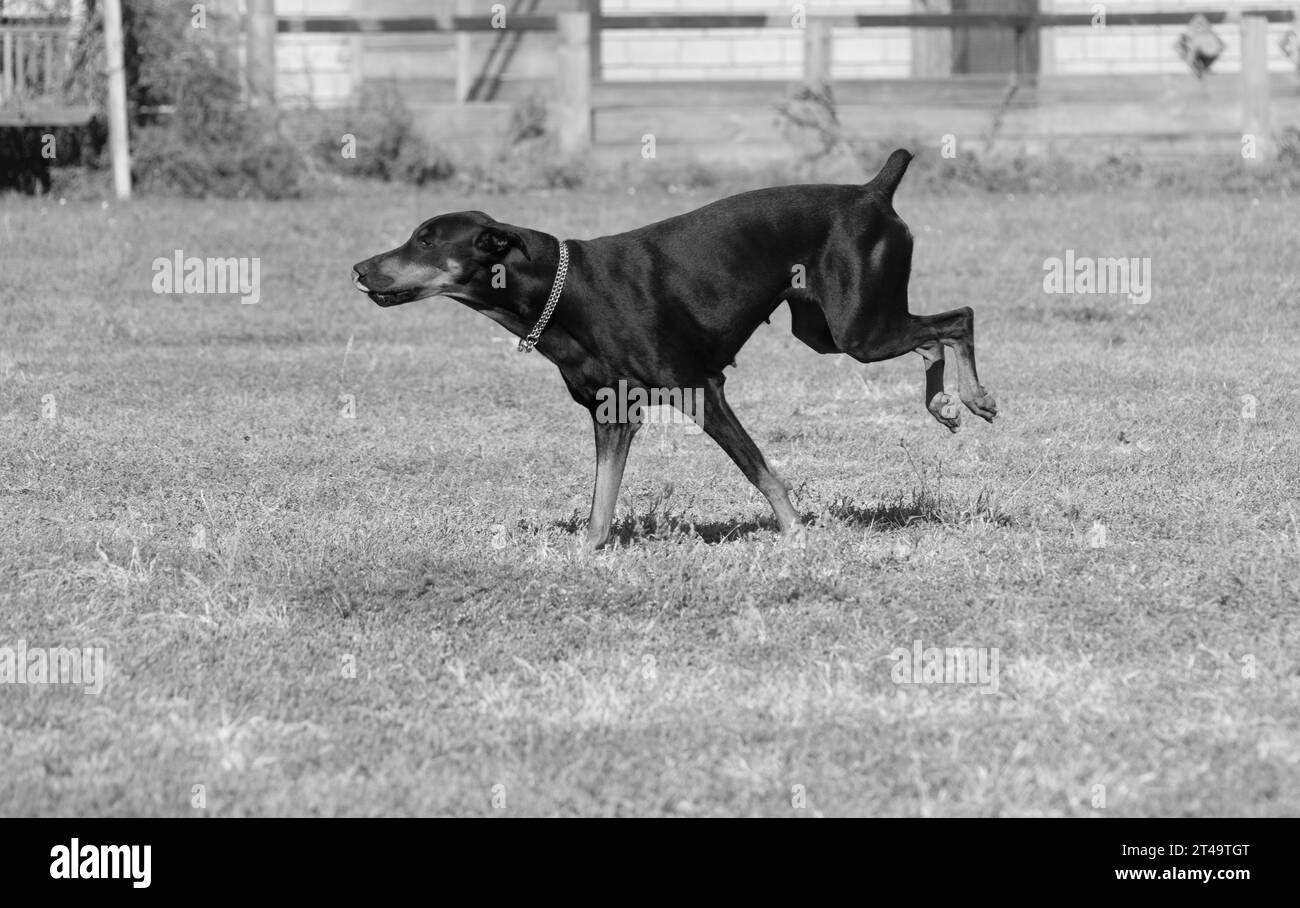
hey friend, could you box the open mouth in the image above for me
[367,288,423,307]
[352,272,423,307]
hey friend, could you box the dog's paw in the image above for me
[581,530,610,555]
[961,387,997,423]
[927,392,961,433]
[781,524,808,549]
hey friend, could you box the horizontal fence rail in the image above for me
[276,10,1300,32]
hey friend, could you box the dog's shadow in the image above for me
[551,512,774,547]
[551,497,946,548]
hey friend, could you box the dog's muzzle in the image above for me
[353,268,424,307]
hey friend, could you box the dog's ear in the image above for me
[474,225,531,261]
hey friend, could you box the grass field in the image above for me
[1,181,1298,816]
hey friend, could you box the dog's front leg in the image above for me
[585,415,640,551]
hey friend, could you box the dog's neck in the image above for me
[453,231,586,362]
[516,238,569,351]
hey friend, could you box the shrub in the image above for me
[63,0,305,198]
[308,81,456,185]
[131,117,302,200]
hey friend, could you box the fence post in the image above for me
[456,0,473,102]
[911,0,952,77]
[556,12,592,154]
[803,18,832,89]
[103,0,132,199]
[584,0,602,80]
[1241,14,1272,163]
[46,29,55,91]
[2,30,14,102]
[15,33,25,100]
[246,0,277,107]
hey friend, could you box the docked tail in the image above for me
[868,148,913,202]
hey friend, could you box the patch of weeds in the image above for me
[1053,305,1117,324]
[443,92,592,192]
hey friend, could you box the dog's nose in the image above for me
[351,268,371,292]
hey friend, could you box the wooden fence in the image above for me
[5,7,1297,174]
[262,8,1300,159]
[0,6,128,198]
[0,18,93,125]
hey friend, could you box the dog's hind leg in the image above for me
[928,307,997,422]
[789,289,964,430]
[840,307,996,425]
[787,293,840,354]
[697,376,804,541]
[902,310,996,422]
[916,340,961,432]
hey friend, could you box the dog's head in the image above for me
[351,210,530,307]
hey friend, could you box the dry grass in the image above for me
[0,182,1297,816]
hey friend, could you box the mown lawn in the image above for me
[1,181,1297,816]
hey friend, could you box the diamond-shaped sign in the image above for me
[1281,29,1300,69]
[1174,14,1226,78]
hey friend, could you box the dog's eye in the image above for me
[417,236,433,247]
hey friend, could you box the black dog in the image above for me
[352,149,996,550]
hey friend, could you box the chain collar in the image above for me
[517,240,569,353]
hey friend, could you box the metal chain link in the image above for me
[517,240,569,353]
